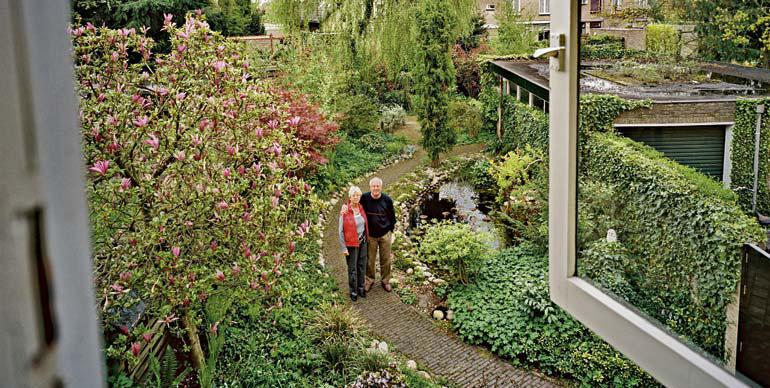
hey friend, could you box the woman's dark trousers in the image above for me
[346,241,368,297]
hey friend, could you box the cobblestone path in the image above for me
[321,122,559,387]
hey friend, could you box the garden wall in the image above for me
[729,98,770,215]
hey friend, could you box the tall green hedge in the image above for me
[730,98,770,215]
[582,131,764,358]
[645,24,680,56]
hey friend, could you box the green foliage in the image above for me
[146,345,189,388]
[491,1,540,55]
[730,98,770,214]
[338,95,381,137]
[380,104,407,133]
[416,222,493,284]
[396,286,418,305]
[580,34,650,61]
[71,0,208,51]
[414,0,458,165]
[498,97,549,154]
[309,134,408,196]
[448,97,484,139]
[582,132,764,358]
[205,0,265,36]
[458,158,495,192]
[489,146,549,249]
[578,94,652,135]
[687,1,769,67]
[448,245,657,386]
[646,24,681,56]
[267,0,323,32]
[456,12,488,50]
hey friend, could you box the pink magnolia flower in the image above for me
[250,280,259,290]
[191,134,202,146]
[217,201,229,210]
[210,240,218,252]
[271,196,279,208]
[226,145,237,156]
[177,44,186,53]
[213,61,227,73]
[133,116,150,127]
[209,321,219,335]
[89,160,110,175]
[242,212,251,222]
[237,166,246,176]
[222,168,231,178]
[273,188,282,198]
[97,93,106,102]
[120,326,130,335]
[231,265,241,276]
[171,247,181,258]
[174,150,186,162]
[214,270,225,282]
[163,13,173,25]
[144,134,159,150]
[175,92,186,101]
[288,116,301,126]
[131,342,141,357]
[304,183,312,193]
[142,333,153,342]
[119,178,132,192]
[288,241,296,254]
[131,94,142,104]
[156,87,169,96]
[107,115,119,127]
[110,284,124,293]
[199,119,210,131]
[119,271,132,282]
[243,61,250,69]
[267,120,279,129]
[110,52,119,62]
[254,127,264,138]
[185,220,193,228]
[86,22,95,32]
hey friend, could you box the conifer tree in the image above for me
[414,0,457,166]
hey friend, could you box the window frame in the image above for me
[485,3,496,11]
[547,0,753,386]
[539,0,551,15]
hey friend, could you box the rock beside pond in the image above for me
[446,310,454,321]
[432,310,444,320]
[432,278,446,286]
[406,268,414,275]
[406,360,418,370]
[377,341,389,354]
[423,271,433,279]
[417,371,432,380]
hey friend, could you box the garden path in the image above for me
[322,118,559,387]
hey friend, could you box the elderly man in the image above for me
[341,177,397,292]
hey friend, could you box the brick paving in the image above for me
[321,132,560,387]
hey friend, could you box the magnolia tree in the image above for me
[72,14,337,370]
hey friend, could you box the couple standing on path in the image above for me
[338,177,397,301]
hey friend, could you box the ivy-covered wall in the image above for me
[730,98,770,215]
[479,74,763,358]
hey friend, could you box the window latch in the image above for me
[533,34,566,72]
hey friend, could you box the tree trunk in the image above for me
[184,311,206,371]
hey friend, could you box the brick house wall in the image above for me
[615,100,736,125]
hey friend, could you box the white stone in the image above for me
[406,360,418,370]
[432,310,444,320]
[422,280,430,286]
[432,278,446,285]
[389,278,399,285]
[423,271,433,278]
[377,341,389,354]
[417,371,431,380]
[446,310,454,321]
[606,229,618,243]
[406,268,414,275]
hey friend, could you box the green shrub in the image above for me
[339,95,381,137]
[416,222,493,285]
[358,132,389,153]
[380,104,407,133]
[308,303,367,344]
[396,287,418,305]
[459,158,496,192]
[498,96,549,154]
[448,97,484,138]
[587,34,624,46]
[646,24,680,56]
[730,98,770,214]
[448,245,657,386]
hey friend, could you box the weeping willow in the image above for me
[275,0,477,80]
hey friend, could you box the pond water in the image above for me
[408,181,502,250]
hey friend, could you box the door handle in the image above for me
[532,33,566,72]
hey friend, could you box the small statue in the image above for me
[606,229,618,243]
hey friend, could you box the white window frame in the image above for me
[512,0,521,13]
[485,3,496,11]
[539,0,550,15]
[548,0,753,386]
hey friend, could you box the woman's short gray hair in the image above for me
[348,186,362,197]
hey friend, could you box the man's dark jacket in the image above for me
[360,192,396,238]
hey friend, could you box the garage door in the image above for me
[617,125,726,179]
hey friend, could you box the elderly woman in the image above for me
[339,186,369,301]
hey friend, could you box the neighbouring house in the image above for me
[478,0,648,38]
[488,59,770,182]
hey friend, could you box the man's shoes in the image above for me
[382,281,392,292]
[364,279,373,292]
[358,288,366,298]
[350,293,358,302]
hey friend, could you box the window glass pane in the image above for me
[575,1,770,385]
